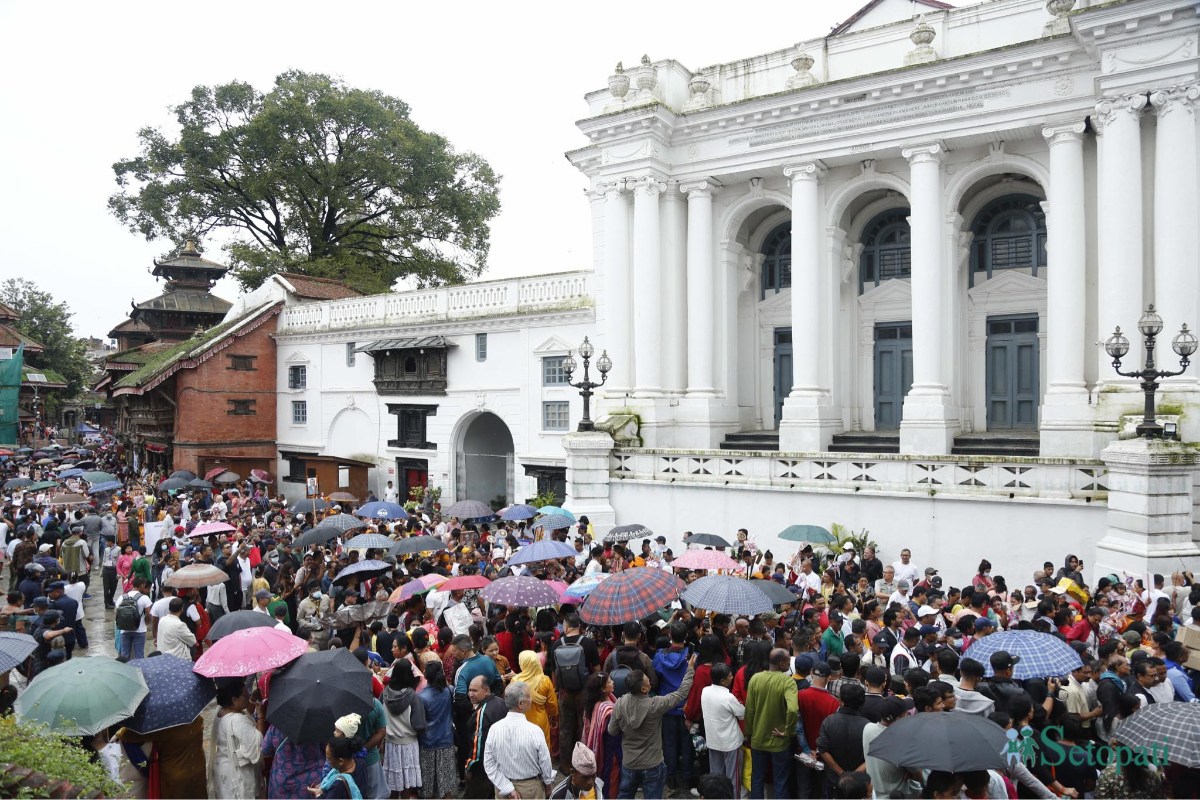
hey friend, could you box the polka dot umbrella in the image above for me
[481,576,561,608]
[126,654,216,733]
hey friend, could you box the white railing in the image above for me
[279,271,592,332]
[612,448,1109,503]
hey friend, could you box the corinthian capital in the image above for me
[1093,92,1148,132]
[1149,84,1200,120]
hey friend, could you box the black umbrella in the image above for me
[867,711,1008,772]
[3,477,33,490]
[206,609,277,641]
[289,499,329,515]
[751,579,799,606]
[266,649,374,744]
[332,559,392,585]
[684,533,733,549]
[604,523,654,542]
[294,525,343,549]
[387,535,446,557]
[126,654,216,733]
[170,469,197,481]
[187,478,214,490]
[158,477,189,492]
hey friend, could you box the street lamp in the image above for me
[1105,304,1198,439]
[563,336,611,432]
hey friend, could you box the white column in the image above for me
[660,183,688,394]
[680,179,719,396]
[900,143,958,454]
[1150,85,1200,390]
[1094,93,1147,384]
[632,176,664,396]
[1040,122,1093,456]
[602,181,632,394]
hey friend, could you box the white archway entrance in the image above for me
[454,411,514,506]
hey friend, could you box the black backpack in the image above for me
[555,638,586,692]
[115,592,142,632]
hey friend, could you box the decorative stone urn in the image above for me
[904,18,938,66]
[634,55,658,102]
[684,73,711,112]
[786,51,817,89]
[1044,0,1076,35]
[608,62,629,101]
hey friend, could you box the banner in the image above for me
[143,521,168,556]
[0,344,23,445]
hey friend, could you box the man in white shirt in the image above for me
[384,481,399,504]
[117,577,154,661]
[892,549,920,586]
[888,580,913,610]
[179,496,191,524]
[149,586,199,637]
[156,597,197,661]
[798,559,821,598]
[573,538,589,570]
[483,681,554,800]
[700,661,745,789]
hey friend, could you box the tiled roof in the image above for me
[277,272,363,300]
[0,323,45,353]
[0,302,18,321]
[133,288,233,314]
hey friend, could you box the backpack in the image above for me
[611,665,634,698]
[116,592,143,632]
[555,639,586,692]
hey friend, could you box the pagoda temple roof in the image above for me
[133,288,233,316]
[151,240,230,279]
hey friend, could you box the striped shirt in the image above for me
[482,711,553,796]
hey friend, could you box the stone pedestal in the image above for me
[778,400,841,452]
[1093,437,1200,579]
[563,430,617,536]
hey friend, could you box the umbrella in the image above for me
[681,574,776,615]
[187,478,214,490]
[0,631,37,673]
[250,469,274,484]
[481,576,561,607]
[355,501,409,520]
[314,600,393,629]
[29,480,60,491]
[328,491,358,502]
[533,513,576,532]
[56,468,85,479]
[683,533,733,549]
[87,481,124,495]
[267,648,374,744]
[547,580,573,605]
[565,573,609,599]
[507,539,579,566]
[443,499,494,519]
[670,549,742,572]
[190,521,237,537]
[204,467,227,481]
[126,654,216,734]
[751,579,799,606]
[289,499,329,515]
[293,525,343,549]
[867,711,1008,772]
[332,559,393,584]
[213,470,240,484]
[388,535,446,556]
[499,504,539,521]
[1112,702,1200,767]
[317,513,367,533]
[159,477,189,492]
[538,505,576,522]
[580,568,684,626]
[170,469,197,480]
[963,630,1085,679]
[390,574,447,603]
[778,524,835,544]
[81,471,117,484]
[15,656,149,736]
[193,627,307,678]
[48,492,89,505]
[35,458,55,465]
[165,563,230,588]
[605,523,653,542]
[72,459,96,469]
[439,574,491,592]
[206,609,277,641]
[345,533,394,551]
[3,477,33,489]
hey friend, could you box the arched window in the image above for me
[859,208,912,293]
[969,194,1047,286]
[760,223,791,299]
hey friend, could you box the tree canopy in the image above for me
[109,70,502,295]
[0,278,92,398]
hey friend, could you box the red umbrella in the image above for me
[250,469,274,484]
[204,467,226,481]
[439,575,491,592]
[192,627,307,678]
[579,567,684,626]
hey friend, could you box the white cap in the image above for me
[917,605,937,617]
[842,542,855,551]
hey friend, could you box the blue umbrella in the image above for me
[126,654,216,734]
[962,630,1085,680]
[87,481,124,494]
[533,513,576,532]
[507,539,579,567]
[57,468,85,479]
[355,501,409,520]
[500,504,539,521]
[565,573,609,599]
[538,506,576,523]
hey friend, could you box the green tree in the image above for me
[0,278,91,398]
[109,70,502,295]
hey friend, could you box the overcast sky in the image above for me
[0,0,879,339]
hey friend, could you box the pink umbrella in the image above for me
[440,575,491,592]
[670,549,742,572]
[388,574,447,604]
[192,627,307,678]
[546,580,572,605]
[250,469,274,484]
[204,467,226,481]
[189,521,237,538]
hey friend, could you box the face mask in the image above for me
[984,571,991,577]
[311,591,321,600]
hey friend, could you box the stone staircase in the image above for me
[951,433,1040,457]
[718,430,780,451]
[717,429,1040,457]
[829,432,901,454]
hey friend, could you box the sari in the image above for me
[582,694,620,790]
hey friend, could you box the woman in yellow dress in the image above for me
[513,650,558,751]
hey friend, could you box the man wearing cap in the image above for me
[17,563,45,607]
[979,651,1025,711]
[797,661,840,796]
[917,566,939,591]
[744,648,797,800]
[912,625,942,669]
[30,604,74,678]
[252,588,273,614]
[550,742,602,800]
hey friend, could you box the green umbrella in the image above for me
[80,471,118,484]
[778,524,835,544]
[15,656,149,735]
[27,480,59,491]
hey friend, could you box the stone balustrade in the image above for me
[279,271,592,332]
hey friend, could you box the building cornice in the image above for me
[274,306,595,345]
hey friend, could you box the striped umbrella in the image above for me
[579,567,683,626]
[532,513,576,532]
[681,575,775,615]
[481,576,560,607]
[389,574,447,603]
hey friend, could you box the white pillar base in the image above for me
[899,390,959,455]
[563,431,617,537]
[1093,437,1200,579]
[778,392,841,453]
[673,397,740,449]
[1039,386,1098,458]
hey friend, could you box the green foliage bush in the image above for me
[0,716,126,798]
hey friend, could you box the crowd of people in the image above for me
[2,442,1200,799]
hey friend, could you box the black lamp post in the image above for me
[563,337,611,432]
[1105,304,1198,439]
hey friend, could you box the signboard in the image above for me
[306,477,319,498]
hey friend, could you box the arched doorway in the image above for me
[456,412,514,506]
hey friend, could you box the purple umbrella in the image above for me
[480,576,560,607]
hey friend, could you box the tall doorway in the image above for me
[874,322,913,430]
[773,327,792,428]
[986,315,1039,429]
